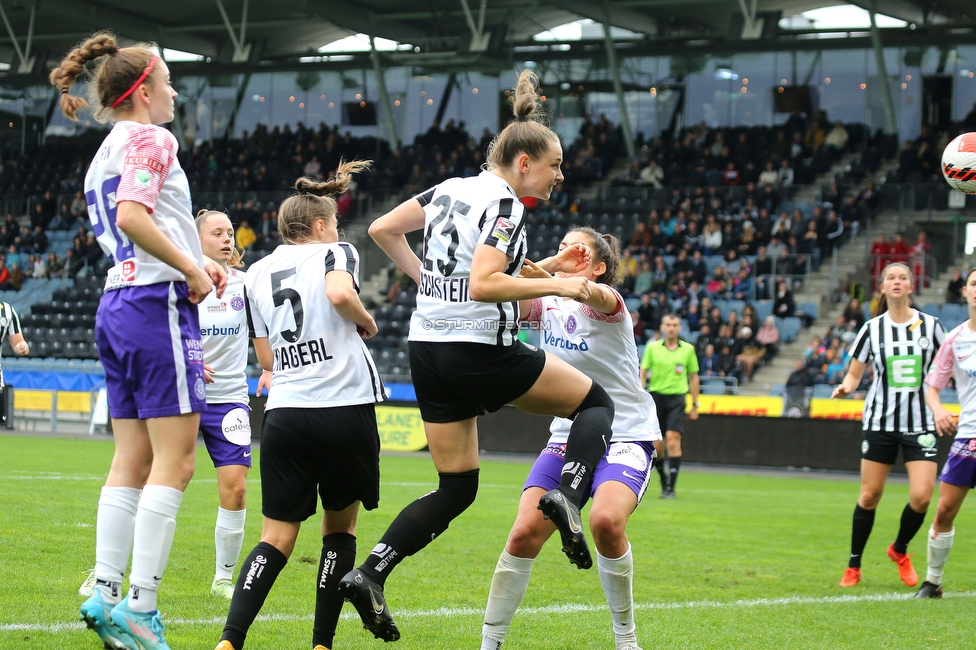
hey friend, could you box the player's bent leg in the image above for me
[342,419,479,641]
[219,519,299,650]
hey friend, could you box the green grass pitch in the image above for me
[1,434,975,649]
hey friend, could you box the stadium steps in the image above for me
[789,152,861,204]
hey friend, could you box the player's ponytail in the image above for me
[485,69,558,171]
[49,32,157,122]
[195,210,244,268]
[279,159,372,245]
[569,226,621,286]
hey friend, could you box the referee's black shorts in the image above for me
[650,392,687,434]
[259,404,380,522]
[410,340,547,423]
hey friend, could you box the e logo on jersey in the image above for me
[886,354,922,389]
[221,407,252,445]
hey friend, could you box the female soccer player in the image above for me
[832,262,945,588]
[481,227,659,650]
[340,70,614,642]
[196,210,252,600]
[915,267,976,598]
[214,164,384,650]
[52,32,226,650]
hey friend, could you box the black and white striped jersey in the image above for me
[245,242,384,409]
[0,302,21,353]
[409,171,528,346]
[850,309,946,432]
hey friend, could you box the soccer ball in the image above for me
[942,132,976,194]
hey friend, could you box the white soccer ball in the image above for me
[942,132,976,195]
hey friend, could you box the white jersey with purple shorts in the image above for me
[244,242,384,409]
[522,288,661,504]
[199,268,251,467]
[87,121,206,420]
[926,321,976,488]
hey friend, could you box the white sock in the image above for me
[94,486,141,604]
[597,544,638,647]
[128,485,183,613]
[214,507,246,581]
[925,526,955,586]
[481,551,534,649]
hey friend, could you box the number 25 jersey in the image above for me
[244,242,384,410]
[410,171,528,346]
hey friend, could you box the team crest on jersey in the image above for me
[565,315,578,334]
[491,218,515,244]
[230,296,245,311]
[194,377,206,400]
[917,336,930,350]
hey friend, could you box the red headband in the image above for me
[110,55,159,109]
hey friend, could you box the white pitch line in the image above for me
[4,590,975,634]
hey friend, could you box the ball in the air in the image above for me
[942,132,976,194]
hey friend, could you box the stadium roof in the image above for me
[0,0,973,80]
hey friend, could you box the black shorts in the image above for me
[650,392,687,434]
[861,428,939,465]
[409,340,548,423]
[259,404,381,522]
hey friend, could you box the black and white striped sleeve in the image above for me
[851,319,873,363]
[325,242,361,293]
[6,304,20,336]
[414,186,437,207]
[477,197,527,258]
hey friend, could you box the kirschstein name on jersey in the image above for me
[419,270,469,303]
[85,122,203,290]
[409,172,527,346]
[273,337,333,371]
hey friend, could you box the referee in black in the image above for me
[639,313,700,498]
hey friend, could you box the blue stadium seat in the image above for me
[797,301,819,321]
[776,316,802,342]
[755,300,773,322]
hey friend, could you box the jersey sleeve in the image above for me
[685,343,700,374]
[6,304,20,337]
[850,320,872,363]
[925,329,956,389]
[931,317,947,352]
[325,242,360,293]
[526,298,543,326]
[414,186,437,207]
[640,341,654,370]
[243,281,267,338]
[115,125,177,214]
[477,198,526,258]
[580,287,626,323]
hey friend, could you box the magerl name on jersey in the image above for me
[419,270,469,303]
[273,337,333,371]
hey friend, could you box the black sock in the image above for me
[313,533,356,649]
[668,456,682,492]
[221,542,288,649]
[849,504,876,569]
[361,469,480,585]
[656,457,669,491]
[893,503,927,555]
[560,383,614,505]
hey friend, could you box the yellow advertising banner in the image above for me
[810,398,961,420]
[689,394,783,417]
[375,405,428,452]
[14,390,91,413]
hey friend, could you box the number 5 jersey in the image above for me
[244,241,384,410]
[410,171,528,347]
[84,122,203,290]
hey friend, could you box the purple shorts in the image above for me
[939,438,976,489]
[523,440,656,507]
[96,282,206,420]
[200,402,252,468]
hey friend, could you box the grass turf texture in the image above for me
[1,434,974,649]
